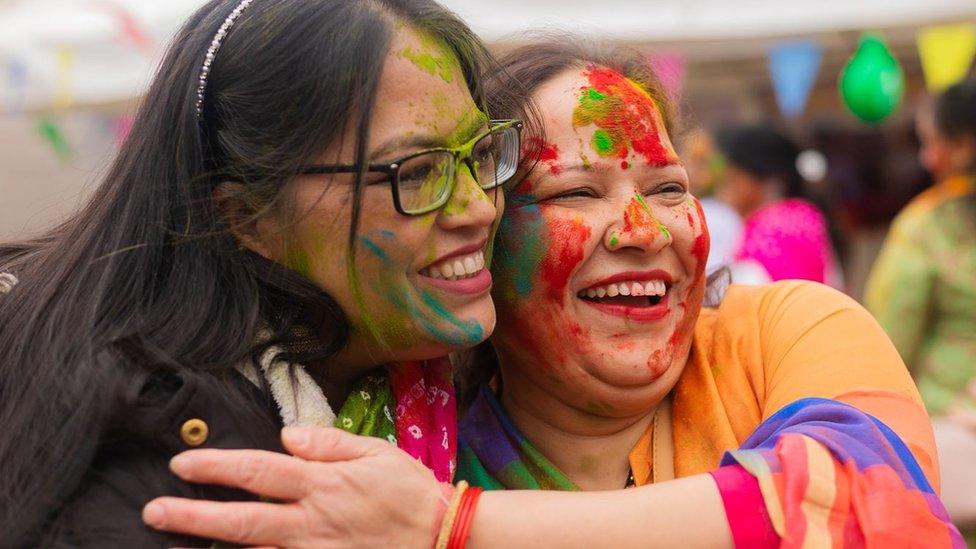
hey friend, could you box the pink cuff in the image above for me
[709,464,779,548]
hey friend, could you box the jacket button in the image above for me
[180,418,209,446]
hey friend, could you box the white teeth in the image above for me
[578,279,670,299]
[423,250,486,281]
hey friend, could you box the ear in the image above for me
[212,182,282,261]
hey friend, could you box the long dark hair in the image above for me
[456,37,686,408]
[0,0,495,542]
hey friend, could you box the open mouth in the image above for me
[577,280,669,307]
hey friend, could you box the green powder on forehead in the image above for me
[399,31,458,84]
[592,129,614,155]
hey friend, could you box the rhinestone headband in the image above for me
[195,0,255,119]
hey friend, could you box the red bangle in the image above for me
[446,486,483,549]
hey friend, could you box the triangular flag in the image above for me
[917,23,976,93]
[38,116,72,161]
[649,53,686,102]
[768,40,823,118]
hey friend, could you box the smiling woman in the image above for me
[137,36,963,549]
[0,0,522,545]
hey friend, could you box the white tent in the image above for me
[1,0,974,111]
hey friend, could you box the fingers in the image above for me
[142,497,303,546]
[169,449,311,500]
[282,426,391,462]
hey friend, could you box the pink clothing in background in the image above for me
[735,199,840,287]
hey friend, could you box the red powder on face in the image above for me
[573,66,677,168]
[666,200,710,350]
[620,194,661,245]
[524,136,563,175]
[540,215,592,303]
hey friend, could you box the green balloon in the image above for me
[839,34,904,123]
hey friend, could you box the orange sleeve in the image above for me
[753,281,940,491]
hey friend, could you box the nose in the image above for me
[435,160,500,231]
[603,193,672,254]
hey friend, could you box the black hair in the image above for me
[933,76,976,172]
[0,0,497,543]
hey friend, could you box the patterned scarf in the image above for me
[336,357,458,482]
[456,385,577,490]
[244,348,457,482]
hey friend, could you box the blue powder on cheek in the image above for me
[360,237,389,263]
[419,290,484,344]
[495,204,546,298]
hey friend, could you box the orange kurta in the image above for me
[629,280,939,491]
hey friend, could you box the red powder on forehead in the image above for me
[524,136,563,175]
[573,66,677,167]
[540,216,592,302]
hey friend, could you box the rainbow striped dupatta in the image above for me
[722,398,963,548]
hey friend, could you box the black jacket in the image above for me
[41,368,285,548]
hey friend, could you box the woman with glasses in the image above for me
[146,39,962,548]
[0,0,522,545]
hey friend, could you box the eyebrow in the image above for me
[556,159,683,174]
[369,111,490,161]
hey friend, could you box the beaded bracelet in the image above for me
[434,481,468,549]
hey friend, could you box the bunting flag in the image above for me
[54,47,75,110]
[37,117,72,161]
[768,40,823,118]
[105,3,155,55]
[917,23,976,93]
[5,59,28,114]
[649,52,687,102]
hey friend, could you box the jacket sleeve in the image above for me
[45,368,285,548]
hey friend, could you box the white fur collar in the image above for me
[237,345,336,428]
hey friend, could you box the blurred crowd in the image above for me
[682,76,976,535]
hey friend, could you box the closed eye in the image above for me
[549,187,599,201]
[648,182,687,196]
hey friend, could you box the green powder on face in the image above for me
[592,129,614,155]
[609,233,619,247]
[634,192,651,211]
[286,247,314,279]
[658,222,671,239]
[399,31,458,84]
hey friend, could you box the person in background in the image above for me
[715,124,844,288]
[683,129,769,284]
[866,77,976,531]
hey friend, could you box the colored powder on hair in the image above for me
[572,66,678,167]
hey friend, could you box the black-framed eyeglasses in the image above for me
[298,119,523,216]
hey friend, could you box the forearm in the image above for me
[467,474,732,549]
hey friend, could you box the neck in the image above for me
[496,355,657,490]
